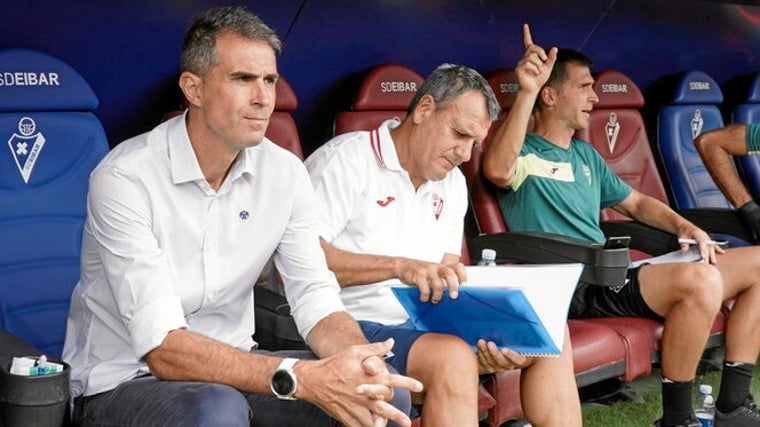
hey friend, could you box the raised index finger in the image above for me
[523,23,533,48]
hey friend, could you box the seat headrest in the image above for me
[487,69,520,110]
[0,48,99,112]
[275,76,298,111]
[593,70,644,109]
[670,70,723,105]
[351,64,423,111]
[745,72,760,103]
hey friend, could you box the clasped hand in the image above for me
[297,338,423,427]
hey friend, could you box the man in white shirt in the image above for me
[306,64,581,427]
[62,6,420,427]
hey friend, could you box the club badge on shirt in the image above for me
[432,193,444,220]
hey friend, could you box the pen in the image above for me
[678,238,721,246]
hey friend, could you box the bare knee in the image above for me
[672,263,723,316]
[408,333,478,385]
[435,335,478,376]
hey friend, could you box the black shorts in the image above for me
[569,265,664,322]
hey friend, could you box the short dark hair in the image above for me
[535,48,594,111]
[181,6,281,77]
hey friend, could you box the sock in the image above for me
[716,361,755,413]
[662,377,695,425]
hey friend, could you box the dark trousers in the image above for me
[73,350,411,427]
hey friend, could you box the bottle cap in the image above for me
[481,248,496,260]
[699,384,712,395]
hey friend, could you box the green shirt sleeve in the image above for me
[747,123,760,155]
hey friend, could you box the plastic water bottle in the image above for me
[477,248,497,266]
[694,384,715,427]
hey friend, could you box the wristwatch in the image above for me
[270,357,299,400]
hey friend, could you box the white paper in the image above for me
[464,263,584,354]
[631,246,702,267]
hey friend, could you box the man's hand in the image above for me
[475,339,532,374]
[738,200,760,244]
[676,223,724,265]
[394,259,466,303]
[295,339,423,427]
[514,23,557,95]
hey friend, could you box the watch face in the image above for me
[272,369,295,395]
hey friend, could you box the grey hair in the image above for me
[408,63,500,121]
[181,6,282,77]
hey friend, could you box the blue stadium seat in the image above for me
[656,70,732,209]
[0,49,109,358]
[731,72,760,199]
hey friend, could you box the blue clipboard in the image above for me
[391,286,560,356]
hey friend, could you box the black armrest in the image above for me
[678,208,753,244]
[601,209,749,256]
[468,231,629,287]
[253,286,309,351]
[600,220,680,256]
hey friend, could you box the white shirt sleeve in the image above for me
[305,137,365,243]
[85,164,187,360]
[273,163,346,340]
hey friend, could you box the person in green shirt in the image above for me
[483,24,760,427]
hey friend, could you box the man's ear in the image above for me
[540,85,556,107]
[179,71,203,107]
[411,94,436,124]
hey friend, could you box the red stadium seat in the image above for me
[470,70,734,425]
[576,70,669,222]
[267,76,303,159]
[468,69,656,427]
[579,69,728,360]
[333,63,423,136]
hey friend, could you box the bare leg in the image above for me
[713,246,760,364]
[639,262,723,381]
[407,333,480,427]
[520,326,581,427]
